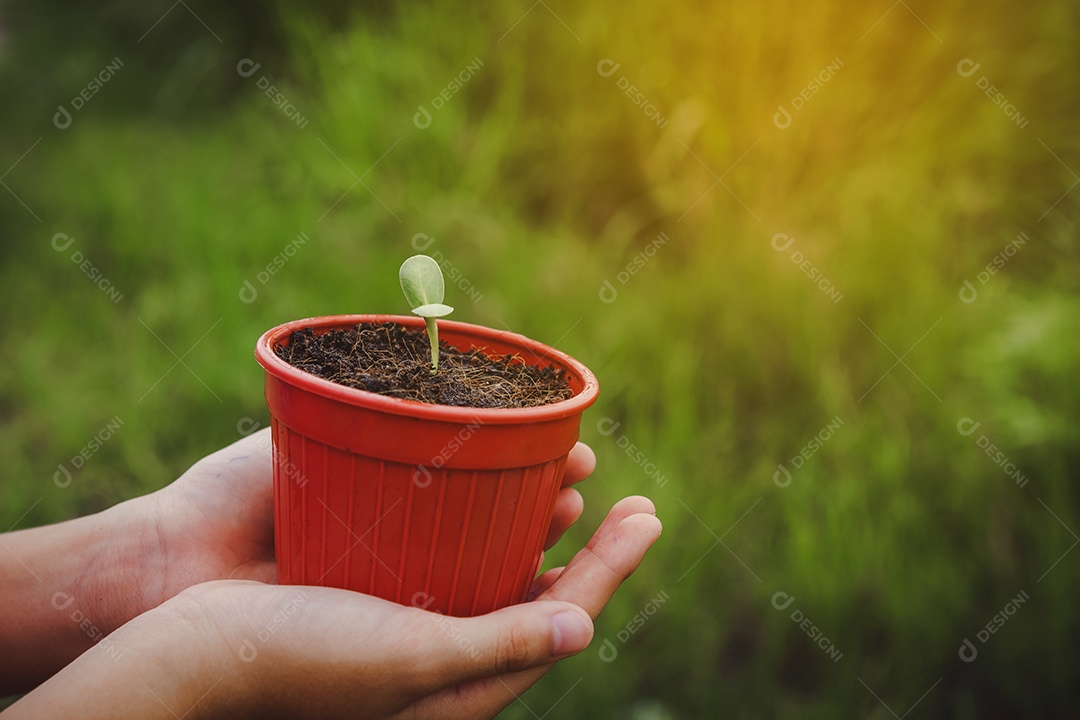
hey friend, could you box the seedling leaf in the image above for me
[399,254,454,372]
[399,255,445,311]
[412,303,454,318]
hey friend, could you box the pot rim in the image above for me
[255,314,599,424]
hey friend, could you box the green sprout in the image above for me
[399,254,454,373]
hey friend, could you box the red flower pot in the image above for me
[255,314,599,616]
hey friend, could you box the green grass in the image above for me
[2,0,1079,716]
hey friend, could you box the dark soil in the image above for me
[275,322,574,408]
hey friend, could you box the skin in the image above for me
[0,430,661,718]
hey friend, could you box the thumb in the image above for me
[417,601,594,690]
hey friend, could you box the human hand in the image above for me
[118,428,602,633]
[7,497,661,720]
[0,427,603,695]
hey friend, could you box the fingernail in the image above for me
[552,611,592,656]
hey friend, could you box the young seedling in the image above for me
[399,255,454,373]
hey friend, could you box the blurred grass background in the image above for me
[2,0,1078,716]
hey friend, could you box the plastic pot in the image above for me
[254,314,599,617]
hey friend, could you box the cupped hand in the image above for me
[135,497,660,720]
[124,429,600,630]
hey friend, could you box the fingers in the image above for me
[543,444,594,552]
[562,442,596,488]
[538,493,655,575]
[410,601,594,694]
[544,488,584,550]
[543,443,594,552]
[404,498,661,720]
[537,501,661,618]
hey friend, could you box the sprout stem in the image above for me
[425,317,439,373]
